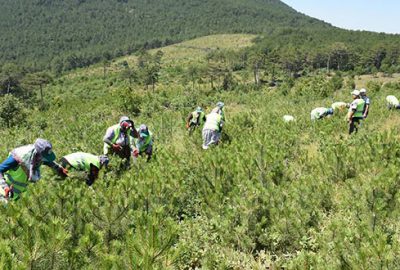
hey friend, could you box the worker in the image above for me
[331,102,349,111]
[310,107,334,121]
[360,88,370,118]
[213,101,226,122]
[186,107,206,133]
[347,90,365,134]
[202,110,224,150]
[135,124,153,161]
[386,95,400,109]
[103,116,139,166]
[60,153,109,186]
[0,139,67,202]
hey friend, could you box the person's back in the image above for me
[311,107,328,121]
[0,139,65,201]
[349,98,365,118]
[386,95,400,109]
[204,112,222,131]
[202,112,223,150]
[360,89,370,118]
[61,152,107,186]
[62,152,100,171]
[188,109,205,126]
[331,102,348,111]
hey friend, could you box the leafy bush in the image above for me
[0,94,27,128]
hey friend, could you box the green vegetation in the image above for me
[0,0,326,72]
[1,34,400,268]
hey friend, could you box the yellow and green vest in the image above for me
[354,99,366,118]
[63,152,100,171]
[5,145,40,198]
[191,111,205,125]
[203,113,222,131]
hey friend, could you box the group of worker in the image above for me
[0,116,153,202]
[309,88,370,134]
[186,101,226,150]
[3,91,399,203]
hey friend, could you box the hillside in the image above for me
[1,35,400,268]
[0,0,329,71]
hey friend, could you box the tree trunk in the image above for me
[254,63,260,86]
[40,84,44,107]
[327,56,330,73]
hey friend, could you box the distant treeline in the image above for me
[0,0,327,73]
[1,0,400,81]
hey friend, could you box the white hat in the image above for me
[360,88,367,93]
[351,90,360,96]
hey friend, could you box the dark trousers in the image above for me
[349,117,363,134]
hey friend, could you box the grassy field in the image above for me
[1,34,400,269]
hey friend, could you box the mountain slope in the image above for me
[0,0,330,70]
[1,35,400,268]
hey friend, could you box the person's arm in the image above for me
[43,161,68,177]
[347,110,355,122]
[347,102,356,122]
[86,166,99,186]
[131,124,139,138]
[0,156,19,180]
[363,99,370,117]
[103,128,115,146]
[186,113,193,128]
[364,104,369,117]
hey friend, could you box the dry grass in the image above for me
[355,73,400,88]
[67,34,256,80]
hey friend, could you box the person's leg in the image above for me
[350,119,361,134]
[202,129,210,149]
[211,130,221,145]
[145,145,153,162]
[349,120,355,134]
[120,146,131,168]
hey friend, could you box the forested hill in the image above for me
[0,0,329,71]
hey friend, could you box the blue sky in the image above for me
[281,0,400,34]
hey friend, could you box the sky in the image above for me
[281,0,400,34]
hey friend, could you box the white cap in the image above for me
[360,88,367,93]
[351,90,360,96]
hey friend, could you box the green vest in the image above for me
[109,124,134,146]
[63,152,100,171]
[136,131,153,152]
[354,99,366,118]
[203,113,222,131]
[109,124,122,144]
[5,145,43,197]
[191,111,205,125]
[5,165,29,197]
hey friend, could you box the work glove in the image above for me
[58,166,69,177]
[186,123,190,129]
[112,144,122,152]
[132,148,139,158]
[4,185,14,199]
